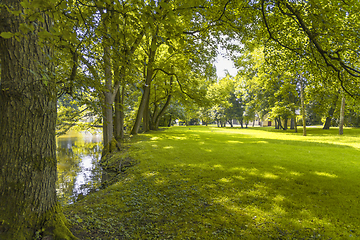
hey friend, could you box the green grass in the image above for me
[65,126,360,239]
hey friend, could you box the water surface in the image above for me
[56,130,103,205]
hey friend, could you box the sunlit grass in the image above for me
[65,126,360,239]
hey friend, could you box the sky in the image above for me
[215,51,238,79]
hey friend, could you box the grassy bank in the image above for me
[64,126,360,239]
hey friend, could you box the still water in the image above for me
[56,130,103,205]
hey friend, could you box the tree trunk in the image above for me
[0,2,74,239]
[154,94,172,130]
[143,94,151,132]
[283,117,288,130]
[239,119,244,128]
[168,114,172,127]
[114,84,124,140]
[290,118,295,129]
[339,96,345,135]
[278,117,283,130]
[323,94,338,129]
[300,75,306,136]
[275,118,279,129]
[131,32,157,135]
[102,44,114,153]
[114,63,125,141]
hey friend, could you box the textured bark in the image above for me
[153,94,172,130]
[323,94,338,129]
[168,114,172,127]
[114,82,125,140]
[102,44,114,152]
[339,96,345,135]
[144,89,151,132]
[0,1,74,239]
[274,118,279,129]
[300,77,306,136]
[131,33,157,135]
[283,117,288,130]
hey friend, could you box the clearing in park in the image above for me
[65,126,360,239]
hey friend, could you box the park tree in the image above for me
[0,0,75,239]
[254,0,360,97]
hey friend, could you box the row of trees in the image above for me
[1,0,360,238]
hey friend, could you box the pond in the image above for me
[56,130,103,205]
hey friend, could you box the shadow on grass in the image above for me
[66,127,360,239]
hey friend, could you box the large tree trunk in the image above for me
[283,117,288,130]
[323,94,338,129]
[154,94,172,130]
[339,96,345,135]
[143,94,151,132]
[131,32,157,135]
[168,114,172,127]
[0,2,74,239]
[114,67,125,140]
[102,44,114,153]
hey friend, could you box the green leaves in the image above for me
[0,32,13,39]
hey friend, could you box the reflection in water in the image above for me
[56,130,103,205]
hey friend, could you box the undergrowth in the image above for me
[64,126,360,239]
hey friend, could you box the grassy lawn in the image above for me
[65,126,360,239]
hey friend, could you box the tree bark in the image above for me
[0,2,74,239]
[290,118,294,129]
[300,75,306,136]
[114,67,125,140]
[131,32,157,135]
[143,94,151,132]
[275,118,279,129]
[323,94,338,129]
[102,44,114,153]
[154,94,172,130]
[168,114,172,127]
[339,96,345,135]
[283,117,288,130]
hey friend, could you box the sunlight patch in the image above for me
[248,168,259,175]
[273,165,286,170]
[213,164,223,168]
[171,136,187,140]
[150,137,160,140]
[219,177,232,183]
[290,171,303,176]
[273,195,285,202]
[152,144,158,148]
[163,146,173,149]
[233,175,245,181]
[155,178,166,185]
[272,204,286,215]
[262,172,279,179]
[227,140,243,144]
[256,140,268,144]
[314,171,338,178]
[213,196,230,204]
[142,171,159,177]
